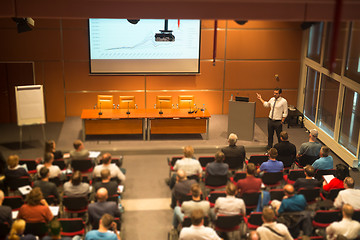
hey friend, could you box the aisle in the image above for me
[121,154,174,240]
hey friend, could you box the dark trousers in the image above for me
[267,118,282,148]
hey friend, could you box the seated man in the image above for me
[179,209,221,240]
[296,129,321,165]
[33,167,60,203]
[334,177,360,210]
[170,169,197,209]
[205,151,228,176]
[221,133,246,170]
[63,170,90,198]
[257,148,283,174]
[93,153,125,183]
[172,183,210,228]
[36,153,62,179]
[236,163,262,196]
[293,165,321,191]
[93,169,119,197]
[312,146,333,170]
[88,188,121,229]
[274,131,296,168]
[70,139,89,161]
[214,183,245,217]
[43,219,72,240]
[0,190,12,225]
[272,184,306,215]
[173,146,202,178]
[323,164,349,193]
[326,204,360,240]
[85,213,121,240]
[256,206,293,240]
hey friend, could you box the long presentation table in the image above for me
[81,109,211,141]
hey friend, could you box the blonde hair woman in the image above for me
[7,219,36,240]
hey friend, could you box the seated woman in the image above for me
[17,187,53,223]
[4,155,29,181]
[323,163,349,192]
[7,219,36,240]
[63,170,90,198]
[45,140,63,160]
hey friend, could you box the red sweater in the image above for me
[323,177,344,192]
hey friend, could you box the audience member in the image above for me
[69,140,89,161]
[214,182,245,217]
[236,163,262,196]
[93,169,118,197]
[205,151,228,176]
[88,188,121,229]
[36,153,62,179]
[293,165,321,191]
[4,155,29,180]
[44,140,63,160]
[93,153,125,183]
[63,170,90,198]
[273,184,306,215]
[221,133,246,170]
[312,146,333,170]
[297,129,321,160]
[42,219,73,240]
[0,190,12,225]
[326,204,360,240]
[258,148,283,173]
[274,131,296,168]
[334,177,360,210]
[247,231,260,240]
[7,219,36,240]
[17,187,53,223]
[173,146,202,178]
[172,183,210,228]
[179,209,221,240]
[323,164,349,193]
[256,206,293,240]
[85,213,121,240]
[170,169,197,209]
[33,167,60,203]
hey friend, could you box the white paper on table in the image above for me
[18,185,32,195]
[49,206,59,216]
[89,151,101,158]
[323,174,335,184]
[12,211,18,219]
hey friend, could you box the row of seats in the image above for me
[96,95,196,109]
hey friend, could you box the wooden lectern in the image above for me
[228,101,255,141]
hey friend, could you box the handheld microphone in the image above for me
[126,102,130,115]
[98,102,103,116]
[159,101,163,115]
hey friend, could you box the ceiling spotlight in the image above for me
[234,20,248,25]
[127,19,140,24]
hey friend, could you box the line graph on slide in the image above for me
[89,19,200,60]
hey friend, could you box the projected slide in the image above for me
[89,19,201,74]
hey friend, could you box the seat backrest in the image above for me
[44,195,57,205]
[315,169,336,181]
[19,159,37,173]
[53,159,66,170]
[63,196,88,211]
[288,169,306,181]
[224,156,245,170]
[298,154,319,167]
[0,222,10,238]
[169,156,182,166]
[248,155,268,167]
[198,156,215,168]
[313,210,342,225]
[242,192,261,207]
[205,174,228,187]
[277,154,296,168]
[247,212,263,229]
[233,171,247,182]
[156,96,172,109]
[3,196,24,210]
[97,95,114,109]
[207,191,227,204]
[6,176,31,191]
[261,171,283,185]
[119,96,135,109]
[215,214,243,229]
[327,188,344,201]
[49,177,62,187]
[178,95,194,109]
[71,159,94,172]
[299,187,320,202]
[269,189,285,201]
[59,218,85,237]
[24,222,48,237]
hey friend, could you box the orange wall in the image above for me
[0,19,302,122]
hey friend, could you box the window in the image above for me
[303,67,320,122]
[339,88,360,155]
[307,23,324,63]
[316,75,339,137]
[345,22,360,84]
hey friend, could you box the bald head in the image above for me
[102,153,112,164]
[342,204,354,218]
[344,177,355,189]
[96,188,108,202]
[284,184,295,196]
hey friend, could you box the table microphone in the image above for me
[159,102,163,115]
[188,102,192,114]
[98,102,103,116]
[126,102,130,115]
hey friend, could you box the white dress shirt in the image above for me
[263,96,288,120]
[334,188,360,210]
[326,218,360,240]
[179,225,221,240]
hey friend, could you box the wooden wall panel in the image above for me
[201,29,225,59]
[66,91,146,116]
[63,29,89,60]
[227,21,301,29]
[223,89,298,117]
[226,29,302,60]
[225,61,300,89]
[64,62,145,91]
[43,61,65,122]
[201,20,226,29]
[62,19,88,29]
[146,91,223,114]
[0,29,61,61]
[146,61,224,90]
